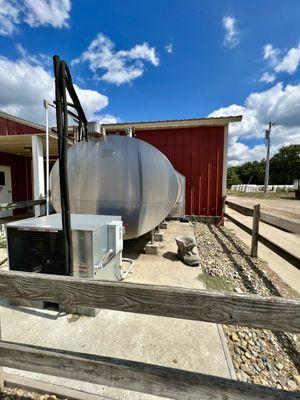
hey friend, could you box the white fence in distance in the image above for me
[231,184,294,193]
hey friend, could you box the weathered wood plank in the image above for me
[0,199,45,211]
[225,212,300,269]
[226,200,300,234]
[258,234,300,270]
[0,270,299,332]
[251,204,260,258]
[224,212,253,235]
[0,317,3,392]
[260,212,300,234]
[0,342,298,400]
[225,201,253,216]
[4,373,109,400]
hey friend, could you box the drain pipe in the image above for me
[44,100,50,216]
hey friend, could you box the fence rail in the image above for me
[0,340,297,400]
[225,201,300,269]
[0,269,299,399]
[0,270,299,332]
[225,200,300,234]
[0,199,46,211]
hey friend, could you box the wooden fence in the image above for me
[0,199,46,212]
[0,269,299,399]
[225,200,300,269]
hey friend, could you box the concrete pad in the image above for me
[0,221,235,399]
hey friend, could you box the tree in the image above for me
[235,160,265,185]
[228,144,300,185]
[227,167,241,187]
[269,145,300,184]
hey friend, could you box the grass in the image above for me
[198,272,235,292]
[0,231,6,248]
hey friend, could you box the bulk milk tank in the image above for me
[50,135,181,239]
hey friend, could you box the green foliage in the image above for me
[269,145,300,184]
[227,167,241,187]
[228,145,300,185]
[198,272,235,292]
[0,231,6,249]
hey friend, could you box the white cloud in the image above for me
[16,43,52,67]
[275,45,300,74]
[208,82,300,166]
[263,44,279,64]
[260,72,276,83]
[73,33,159,85]
[222,15,239,48]
[0,0,71,35]
[261,43,300,83]
[0,52,115,125]
[165,43,173,54]
[23,0,71,28]
[0,0,21,36]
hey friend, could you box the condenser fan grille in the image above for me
[7,228,66,275]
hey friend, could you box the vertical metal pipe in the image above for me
[44,100,50,216]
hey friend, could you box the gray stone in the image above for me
[275,362,283,371]
[287,379,297,391]
[241,363,254,376]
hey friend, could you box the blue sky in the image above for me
[0,0,300,165]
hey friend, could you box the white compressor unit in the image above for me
[6,213,133,281]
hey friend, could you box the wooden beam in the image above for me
[4,373,109,400]
[224,212,252,235]
[0,342,297,400]
[251,204,260,258]
[258,234,300,270]
[225,201,253,216]
[225,200,300,234]
[0,270,299,332]
[260,212,300,234]
[0,317,3,392]
[224,212,300,269]
[0,199,45,211]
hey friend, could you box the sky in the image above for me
[0,0,300,165]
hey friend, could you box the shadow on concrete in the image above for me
[162,251,178,262]
[123,232,151,260]
[0,300,66,320]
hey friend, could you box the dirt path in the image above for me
[227,195,300,222]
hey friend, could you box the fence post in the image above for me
[0,315,3,392]
[251,204,260,257]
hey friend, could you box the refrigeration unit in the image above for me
[6,213,125,281]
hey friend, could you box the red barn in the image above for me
[0,112,241,221]
[0,111,73,218]
[102,116,242,220]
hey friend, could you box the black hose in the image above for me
[53,55,72,276]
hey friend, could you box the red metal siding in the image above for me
[0,117,43,136]
[134,126,224,216]
[0,152,32,214]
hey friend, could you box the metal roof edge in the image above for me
[102,116,243,131]
[0,110,45,132]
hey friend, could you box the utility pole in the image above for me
[264,122,275,193]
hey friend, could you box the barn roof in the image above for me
[102,115,242,132]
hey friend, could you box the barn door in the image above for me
[0,166,13,218]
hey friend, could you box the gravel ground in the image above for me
[0,390,65,400]
[194,222,300,391]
